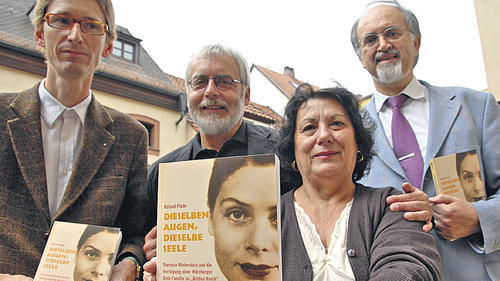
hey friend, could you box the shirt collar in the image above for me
[38,79,92,127]
[373,76,427,112]
[230,120,248,144]
[191,120,247,158]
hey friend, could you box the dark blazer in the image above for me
[0,83,149,276]
[281,184,442,281]
[146,120,278,230]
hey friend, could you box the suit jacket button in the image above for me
[347,249,356,257]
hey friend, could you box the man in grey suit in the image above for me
[351,1,500,280]
[0,0,147,280]
[141,44,278,281]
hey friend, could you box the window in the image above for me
[113,39,135,61]
[129,114,160,156]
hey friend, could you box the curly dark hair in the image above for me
[277,84,375,191]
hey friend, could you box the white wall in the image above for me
[250,70,289,116]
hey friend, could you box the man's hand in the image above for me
[110,258,137,281]
[386,182,434,232]
[0,274,33,281]
[143,257,157,281]
[430,194,480,240]
[144,226,157,260]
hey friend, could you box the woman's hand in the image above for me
[386,182,434,232]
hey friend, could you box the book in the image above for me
[429,148,486,202]
[157,154,282,281]
[34,221,122,281]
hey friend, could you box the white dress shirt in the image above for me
[294,200,355,281]
[373,76,430,160]
[38,79,91,219]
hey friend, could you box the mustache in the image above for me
[374,49,400,64]
[198,99,228,109]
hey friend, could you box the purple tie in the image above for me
[387,95,423,188]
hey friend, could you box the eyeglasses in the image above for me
[43,13,108,35]
[188,75,242,92]
[359,26,408,48]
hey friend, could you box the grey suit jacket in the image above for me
[360,81,500,280]
[0,82,149,276]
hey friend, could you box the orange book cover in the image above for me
[429,148,486,202]
[157,154,282,281]
[34,221,122,281]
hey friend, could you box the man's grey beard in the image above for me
[375,59,405,84]
[189,98,245,136]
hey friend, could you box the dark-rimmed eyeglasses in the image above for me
[359,26,408,48]
[43,13,108,35]
[188,75,242,92]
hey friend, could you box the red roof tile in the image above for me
[245,102,282,127]
[251,65,319,99]
[166,74,187,92]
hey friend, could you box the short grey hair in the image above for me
[350,0,421,66]
[185,44,250,96]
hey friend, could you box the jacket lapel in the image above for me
[55,97,115,218]
[7,84,51,222]
[423,82,460,171]
[365,98,407,180]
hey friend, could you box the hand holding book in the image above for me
[34,222,122,281]
[429,149,485,241]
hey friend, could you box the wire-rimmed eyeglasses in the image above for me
[188,75,242,92]
[358,26,408,48]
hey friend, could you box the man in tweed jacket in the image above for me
[0,0,147,280]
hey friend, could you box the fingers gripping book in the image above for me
[157,154,282,281]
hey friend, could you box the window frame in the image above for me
[129,114,160,156]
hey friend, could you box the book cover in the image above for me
[429,148,486,202]
[157,154,281,281]
[34,221,122,281]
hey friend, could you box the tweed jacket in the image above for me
[0,83,149,276]
[281,184,442,281]
[360,81,500,280]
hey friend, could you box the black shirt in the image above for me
[146,120,277,228]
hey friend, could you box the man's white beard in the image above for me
[376,60,405,83]
[189,98,245,136]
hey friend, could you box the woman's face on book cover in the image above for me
[459,153,484,202]
[74,231,117,281]
[209,163,280,281]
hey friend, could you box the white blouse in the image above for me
[294,200,355,281]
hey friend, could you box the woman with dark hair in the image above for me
[207,154,279,281]
[278,84,441,280]
[74,226,120,281]
[456,151,485,202]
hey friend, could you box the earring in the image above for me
[291,160,298,171]
[357,150,364,162]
